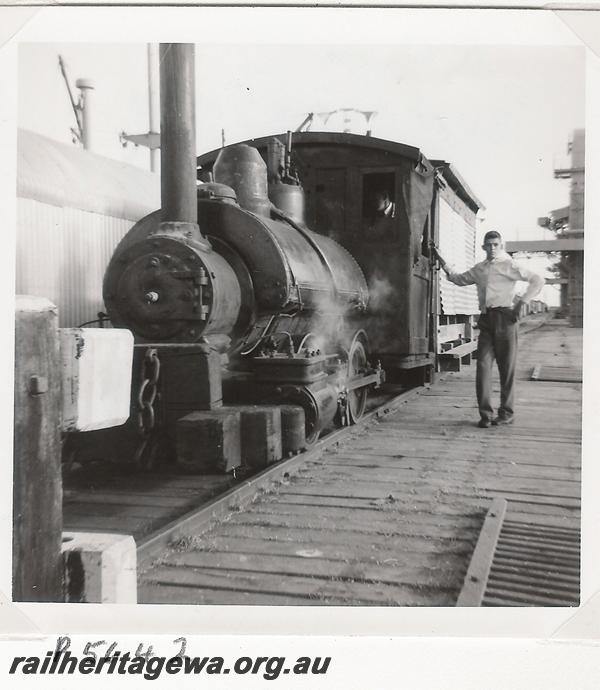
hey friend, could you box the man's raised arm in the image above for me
[432,246,476,286]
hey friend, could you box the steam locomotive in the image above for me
[102,129,459,452]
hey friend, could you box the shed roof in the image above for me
[17,129,160,221]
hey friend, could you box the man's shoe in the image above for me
[492,415,514,426]
[478,418,491,428]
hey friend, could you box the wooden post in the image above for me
[13,296,63,601]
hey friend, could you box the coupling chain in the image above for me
[136,348,160,437]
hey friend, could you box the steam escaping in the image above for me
[305,288,366,356]
[368,274,394,312]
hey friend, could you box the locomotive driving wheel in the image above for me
[346,331,369,424]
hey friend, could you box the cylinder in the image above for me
[159,43,198,224]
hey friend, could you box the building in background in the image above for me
[550,129,585,326]
[506,128,584,327]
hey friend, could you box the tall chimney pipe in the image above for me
[159,43,200,231]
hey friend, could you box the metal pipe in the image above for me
[147,43,159,173]
[159,43,198,225]
[75,78,94,150]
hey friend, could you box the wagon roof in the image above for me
[196,132,483,211]
[430,159,485,213]
[196,131,424,168]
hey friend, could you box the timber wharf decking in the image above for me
[139,317,582,606]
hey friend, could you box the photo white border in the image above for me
[1,3,599,666]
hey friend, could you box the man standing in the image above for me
[433,231,544,428]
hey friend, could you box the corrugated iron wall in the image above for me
[16,129,160,328]
[17,198,133,327]
[438,196,479,315]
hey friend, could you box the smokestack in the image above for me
[75,78,94,150]
[159,43,203,240]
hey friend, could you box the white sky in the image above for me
[18,41,584,251]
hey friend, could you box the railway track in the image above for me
[137,383,428,570]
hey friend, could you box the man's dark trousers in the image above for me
[476,308,518,421]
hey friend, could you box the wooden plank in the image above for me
[440,340,478,359]
[139,582,342,606]
[13,296,63,602]
[225,511,480,541]
[64,501,181,520]
[141,564,455,606]
[333,449,581,472]
[156,550,467,589]
[437,323,466,344]
[163,534,471,570]
[261,500,485,529]
[276,483,488,507]
[311,466,581,499]
[64,491,190,508]
[277,481,581,512]
[531,366,583,383]
[63,514,150,535]
[321,456,580,481]
[196,523,476,556]
[456,498,507,606]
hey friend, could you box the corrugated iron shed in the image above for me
[17,129,160,327]
[17,129,160,220]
